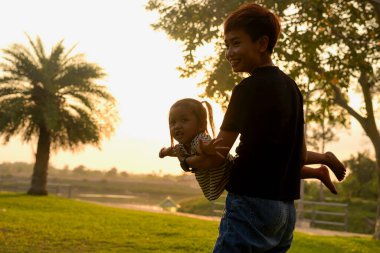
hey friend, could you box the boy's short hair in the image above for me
[224,3,281,54]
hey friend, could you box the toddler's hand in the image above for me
[159,147,178,158]
[159,147,167,158]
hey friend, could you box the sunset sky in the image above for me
[0,0,372,175]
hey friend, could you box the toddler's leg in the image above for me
[325,152,346,181]
[301,165,337,194]
[306,151,346,181]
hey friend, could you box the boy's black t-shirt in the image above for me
[221,66,304,200]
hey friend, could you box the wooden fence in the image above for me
[0,180,72,198]
[296,200,348,231]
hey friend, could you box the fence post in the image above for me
[344,204,348,231]
[296,200,304,226]
[68,185,72,198]
[311,203,316,227]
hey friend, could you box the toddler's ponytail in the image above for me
[201,101,216,138]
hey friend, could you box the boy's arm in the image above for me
[186,130,238,170]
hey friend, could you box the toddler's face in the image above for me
[169,106,201,146]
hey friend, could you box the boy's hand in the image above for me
[199,138,229,159]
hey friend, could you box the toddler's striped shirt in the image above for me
[175,133,233,201]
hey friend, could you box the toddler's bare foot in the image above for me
[325,151,346,181]
[318,165,337,195]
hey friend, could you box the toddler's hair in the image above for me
[170,98,216,147]
[224,3,281,54]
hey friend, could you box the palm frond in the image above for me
[46,40,65,79]
[0,75,24,84]
[55,63,105,89]
[51,105,100,150]
[0,96,33,142]
[0,86,29,100]
[2,46,43,84]
[61,83,114,103]
[25,33,46,63]
[63,92,96,111]
[61,42,79,65]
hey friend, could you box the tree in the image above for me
[73,165,88,176]
[0,35,118,195]
[146,0,380,238]
[105,167,118,177]
[342,152,377,200]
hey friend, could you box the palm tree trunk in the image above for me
[27,126,51,195]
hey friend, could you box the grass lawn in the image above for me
[0,192,379,253]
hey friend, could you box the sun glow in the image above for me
[0,0,372,175]
[348,90,363,111]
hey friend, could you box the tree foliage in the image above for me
[342,152,378,199]
[147,0,379,122]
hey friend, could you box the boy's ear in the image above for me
[258,36,269,53]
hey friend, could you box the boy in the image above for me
[186,3,304,252]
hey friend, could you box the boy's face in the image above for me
[224,29,264,74]
[169,106,201,146]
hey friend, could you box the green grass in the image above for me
[0,192,379,253]
[178,197,216,216]
[0,192,217,253]
[289,234,379,253]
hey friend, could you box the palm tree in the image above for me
[0,35,118,195]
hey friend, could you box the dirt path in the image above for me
[87,200,370,238]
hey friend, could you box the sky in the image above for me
[0,0,373,175]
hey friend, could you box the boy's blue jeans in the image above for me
[213,193,296,253]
